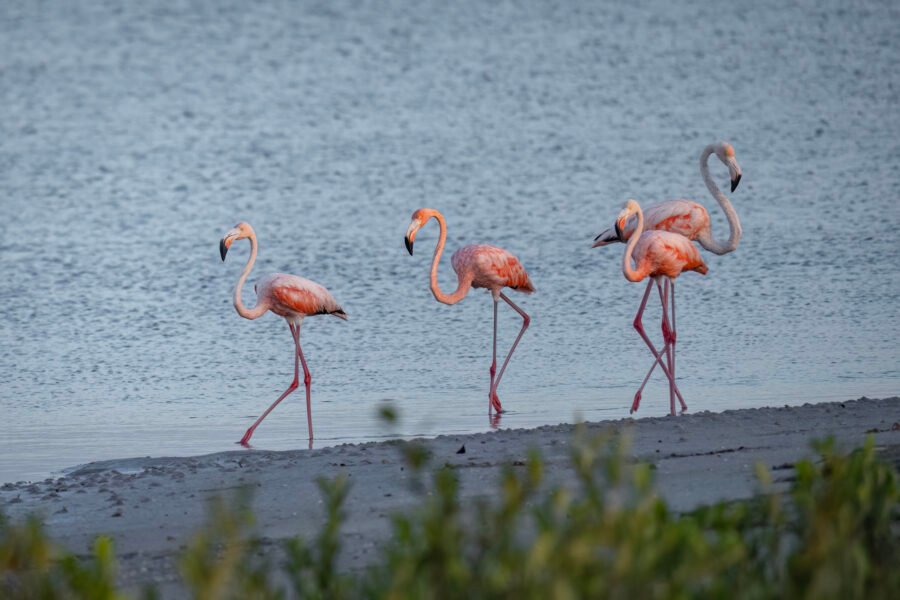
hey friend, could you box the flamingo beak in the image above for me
[220,233,236,261]
[404,221,419,256]
[614,219,625,241]
[731,173,741,193]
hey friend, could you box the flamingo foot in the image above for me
[490,392,503,414]
[630,390,642,414]
[238,428,255,447]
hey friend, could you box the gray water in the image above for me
[2,0,898,483]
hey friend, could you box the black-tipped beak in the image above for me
[614,222,624,241]
[219,239,228,261]
[404,236,414,256]
[731,174,741,193]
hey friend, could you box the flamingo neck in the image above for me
[699,144,742,255]
[429,211,471,305]
[622,207,649,282]
[233,232,269,320]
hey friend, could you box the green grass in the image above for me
[2,432,898,599]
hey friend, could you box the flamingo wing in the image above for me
[636,231,708,278]
[455,245,535,293]
[264,274,348,320]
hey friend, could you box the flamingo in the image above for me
[404,208,534,414]
[593,142,741,410]
[592,141,743,254]
[219,222,347,447]
[613,200,708,416]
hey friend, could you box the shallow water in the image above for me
[1,0,899,483]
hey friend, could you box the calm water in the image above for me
[2,0,899,483]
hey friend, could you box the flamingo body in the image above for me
[452,244,535,296]
[596,200,709,246]
[261,274,347,321]
[628,230,708,280]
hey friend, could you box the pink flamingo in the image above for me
[404,208,534,414]
[592,142,743,253]
[220,222,347,447]
[594,142,741,411]
[612,200,708,416]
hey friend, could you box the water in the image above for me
[1,0,898,483]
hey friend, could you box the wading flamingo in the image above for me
[593,142,741,406]
[404,208,534,414]
[613,200,708,416]
[220,222,347,447]
[592,142,743,253]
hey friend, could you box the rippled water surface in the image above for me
[2,0,899,482]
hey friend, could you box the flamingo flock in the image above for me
[220,142,743,444]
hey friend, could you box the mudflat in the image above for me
[2,397,898,595]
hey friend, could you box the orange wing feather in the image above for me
[272,286,328,315]
[456,245,535,293]
[264,274,347,319]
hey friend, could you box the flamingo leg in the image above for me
[668,281,686,413]
[296,322,314,446]
[655,280,684,415]
[489,298,498,413]
[630,280,685,414]
[489,292,530,414]
[661,280,675,416]
[630,281,654,413]
[239,322,301,447]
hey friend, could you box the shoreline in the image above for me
[2,397,898,594]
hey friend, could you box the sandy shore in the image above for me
[2,397,898,595]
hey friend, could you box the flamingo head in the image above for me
[219,222,254,261]
[405,208,434,256]
[593,201,638,248]
[714,142,742,192]
[614,199,641,239]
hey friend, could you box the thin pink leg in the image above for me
[669,281,686,413]
[489,292,530,413]
[631,280,685,414]
[656,280,686,415]
[489,298,498,413]
[297,330,313,446]
[633,283,683,401]
[630,281,654,413]
[661,280,675,416]
[240,322,300,447]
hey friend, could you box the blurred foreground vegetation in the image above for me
[2,432,898,599]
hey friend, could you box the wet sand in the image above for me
[1,397,898,595]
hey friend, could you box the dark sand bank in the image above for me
[2,397,898,595]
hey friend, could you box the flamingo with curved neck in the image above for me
[220,222,347,447]
[405,208,534,415]
[593,141,743,255]
[617,199,708,416]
